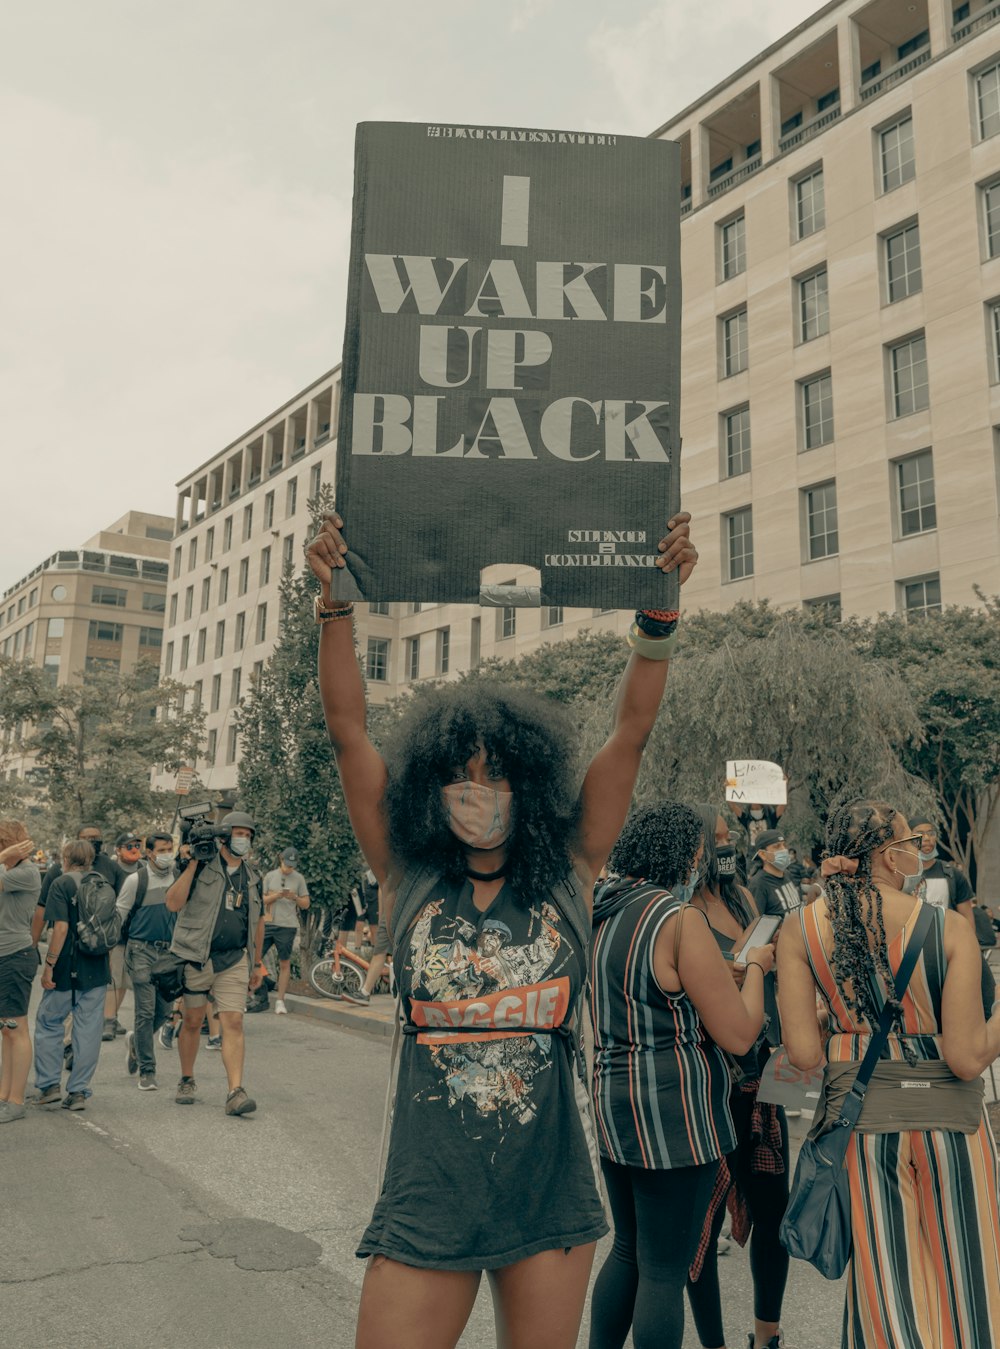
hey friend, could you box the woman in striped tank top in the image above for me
[589,802,777,1349]
[779,800,1000,1349]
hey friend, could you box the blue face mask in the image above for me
[674,867,700,904]
[772,849,791,871]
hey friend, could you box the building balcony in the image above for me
[953,1,1000,43]
[708,155,762,198]
[860,46,931,100]
[779,104,842,151]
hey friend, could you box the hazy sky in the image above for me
[1,0,821,588]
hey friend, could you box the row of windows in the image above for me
[366,627,456,684]
[173,466,318,578]
[723,450,938,582]
[801,575,941,620]
[0,618,162,659]
[170,537,295,622]
[0,587,39,625]
[163,604,269,674]
[0,587,164,628]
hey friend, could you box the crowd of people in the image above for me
[2,503,1000,1349]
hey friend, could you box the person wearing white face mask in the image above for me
[118,833,178,1091]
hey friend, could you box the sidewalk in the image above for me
[284,991,395,1038]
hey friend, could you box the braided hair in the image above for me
[691,803,754,926]
[823,800,911,1050]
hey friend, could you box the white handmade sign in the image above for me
[725,759,786,806]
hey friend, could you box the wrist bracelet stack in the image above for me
[627,608,680,660]
[315,594,355,626]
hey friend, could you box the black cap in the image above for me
[908,814,934,829]
[281,847,298,865]
[115,832,140,848]
[755,829,785,851]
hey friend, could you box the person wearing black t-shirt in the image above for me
[749,830,802,916]
[909,817,975,925]
[32,840,110,1110]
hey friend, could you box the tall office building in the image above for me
[162,0,1000,794]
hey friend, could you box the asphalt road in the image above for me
[2,993,847,1349]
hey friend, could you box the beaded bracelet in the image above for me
[635,608,680,639]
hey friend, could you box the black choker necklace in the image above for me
[466,864,507,882]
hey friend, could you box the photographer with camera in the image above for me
[165,811,264,1116]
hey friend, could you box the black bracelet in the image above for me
[746,961,766,975]
[634,609,679,639]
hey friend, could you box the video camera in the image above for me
[178,801,230,863]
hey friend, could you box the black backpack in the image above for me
[69,869,121,955]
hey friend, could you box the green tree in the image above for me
[235,490,361,962]
[0,657,204,840]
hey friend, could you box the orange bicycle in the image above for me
[308,936,392,1003]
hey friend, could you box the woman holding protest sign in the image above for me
[683,805,790,1349]
[779,800,1000,1348]
[307,508,696,1349]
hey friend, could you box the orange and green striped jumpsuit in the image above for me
[801,899,1000,1349]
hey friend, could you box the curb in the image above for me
[284,992,395,1040]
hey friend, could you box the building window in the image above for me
[263,491,275,530]
[896,449,937,536]
[260,547,271,587]
[800,372,834,449]
[496,587,517,640]
[309,463,322,498]
[172,548,181,579]
[180,635,190,671]
[238,558,249,596]
[222,516,233,551]
[723,405,751,477]
[795,168,825,239]
[234,612,245,650]
[725,508,754,581]
[370,601,389,616]
[889,333,929,417]
[168,593,178,625]
[900,574,941,617]
[47,617,65,639]
[435,627,450,675]
[406,635,420,681]
[990,301,1000,381]
[879,114,915,193]
[252,660,264,686]
[286,478,297,517]
[138,626,162,649]
[255,604,267,643]
[215,620,225,658]
[542,605,564,629]
[91,586,126,607]
[798,268,829,342]
[817,87,839,112]
[200,576,211,613]
[205,527,214,561]
[195,628,206,663]
[983,179,1000,258]
[977,61,1000,139]
[183,586,193,620]
[188,538,198,570]
[192,680,203,710]
[231,668,242,705]
[206,729,217,764]
[43,654,60,686]
[88,619,123,643]
[211,673,221,711]
[366,637,389,682]
[884,222,922,302]
[470,617,481,668]
[85,655,119,675]
[219,567,229,604]
[721,308,748,376]
[804,594,842,621]
[164,642,174,675]
[281,535,294,572]
[143,591,165,613]
[242,505,253,542]
[720,214,746,280]
[226,725,238,765]
[804,482,839,559]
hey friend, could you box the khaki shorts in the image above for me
[109,943,131,991]
[182,957,250,1014]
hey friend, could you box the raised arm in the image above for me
[307,514,391,889]
[574,514,697,883]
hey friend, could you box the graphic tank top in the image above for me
[358,875,607,1270]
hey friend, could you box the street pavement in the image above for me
[2,989,847,1349]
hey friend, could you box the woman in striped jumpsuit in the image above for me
[779,801,1000,1349]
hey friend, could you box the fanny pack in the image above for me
[818,1059,983,1135]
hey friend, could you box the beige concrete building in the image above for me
[0,511,172,690]
[163,0,1000,793]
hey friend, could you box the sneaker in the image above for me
[225,1086,257,1117]
[125,1030,138,1076]
[175,1076,197,1105]
[158,1024,175,1050]
[32,1084,63,1107]
[0,1101,26,1123]
[113,1019,126,1037]
[274,999,287,1015]
[747,1335,784,1348]
[206,1035,222,1050]
[342,987,371,1007]
[61,1092,86,1111]
[138,1075,157,1091]
[102,1017,117,1042]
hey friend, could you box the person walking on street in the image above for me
[102,831,142,1040]
[261,847,309,1015]
[118,833,177,1091]
[32,840,110,1110]
[0,823,42,1123]
[165,812,264,1116]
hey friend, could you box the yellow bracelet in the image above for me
[626,623,679,660]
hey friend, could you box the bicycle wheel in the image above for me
[309,958,344,999]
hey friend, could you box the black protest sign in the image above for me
[333,121,681,607]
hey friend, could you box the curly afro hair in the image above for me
[609,801,703,890]
[382,679,581,898]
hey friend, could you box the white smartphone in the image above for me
[733,914,783,966]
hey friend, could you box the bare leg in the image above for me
[356,1257,481,1349]
[277,959,291,1001]
[0,1019,32,1104]
[217,1010,245,1091]
[178,1004,205,1078]
[489,1243,596,1349]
